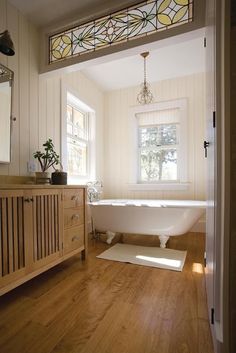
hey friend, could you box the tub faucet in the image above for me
[87,181,103,202]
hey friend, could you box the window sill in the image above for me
[127,183,190,191]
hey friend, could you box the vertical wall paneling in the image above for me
[53,77,61,155]
[0,0,7,67]
[38,77,47,150]
[63,71,105,180]
[0,1,39,176]
[0,1,104,178]
[46,79,55,143]
[104,73,206,200]
[7,2,20,175]
[19,14,29,175]
[0,0,9,175]
[29,23,39,161]
[38,71,105,177]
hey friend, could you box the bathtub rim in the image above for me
[89,199,206,209]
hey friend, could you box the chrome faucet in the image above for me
[87,181,103,202]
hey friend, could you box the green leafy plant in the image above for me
[33,139,62,172]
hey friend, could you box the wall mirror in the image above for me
[0,63,13,163]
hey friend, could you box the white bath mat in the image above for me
[97,243,187,272]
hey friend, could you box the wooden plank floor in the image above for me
[0,233,213,353]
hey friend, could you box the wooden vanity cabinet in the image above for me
[0,186,87,295]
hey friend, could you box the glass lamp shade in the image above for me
[137,82,154,105]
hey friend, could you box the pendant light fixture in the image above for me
[137,51,153,105]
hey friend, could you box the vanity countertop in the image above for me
[0,184,87,190]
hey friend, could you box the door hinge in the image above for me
[211,308,215,324]
[213,111,216,128]
[204,37,207,47]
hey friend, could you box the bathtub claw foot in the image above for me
[106,231,116,244]
[159,235,169,248]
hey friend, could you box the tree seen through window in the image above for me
[139,124,178,181]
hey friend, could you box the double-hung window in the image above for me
[66,99,89,179]
[138,123,178,182]
[130,99,188,189]
[62,90,96,184]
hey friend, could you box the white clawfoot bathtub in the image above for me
[89,199,206,248]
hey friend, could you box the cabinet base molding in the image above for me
[0,246,85,296]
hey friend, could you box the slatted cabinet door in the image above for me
[31,189,63,270]
[0,190,27,290]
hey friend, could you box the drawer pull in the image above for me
[72,235,80,242]
[72,214,80,220]
[71,195,79,201]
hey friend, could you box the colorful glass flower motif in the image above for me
[49,0,193,63]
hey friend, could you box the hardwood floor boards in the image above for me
[0,232,214,353]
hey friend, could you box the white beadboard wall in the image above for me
[0,0,39,176]
[0,0,104,179]
[38,70,104,181]
[103,73,206,200]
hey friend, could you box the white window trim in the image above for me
[61,83,96,184]
[128,99,189,191]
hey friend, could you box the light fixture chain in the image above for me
[144,56,147,84]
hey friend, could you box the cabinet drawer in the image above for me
[64,208,84,229]
[64,225,84,254]
[63,189,84,208]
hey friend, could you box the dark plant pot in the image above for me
[51,172,67,185]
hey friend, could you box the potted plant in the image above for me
[33,139,67,185]
[51,168,67,185]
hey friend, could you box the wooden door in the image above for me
[0,190,27,290]
[205,0,217,346]
[206,0,228,350]
[30,189,63,270]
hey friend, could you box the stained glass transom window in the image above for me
[49,0,193,64]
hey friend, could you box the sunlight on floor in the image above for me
[136,255,182,268]
[192,262,203,274]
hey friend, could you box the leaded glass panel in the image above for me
[49,0,193,63]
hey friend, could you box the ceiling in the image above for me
[82,31,206,91]
[8,0,140,28]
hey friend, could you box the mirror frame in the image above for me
[0,63,14,164]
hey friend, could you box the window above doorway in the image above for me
[49,0,193,64]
